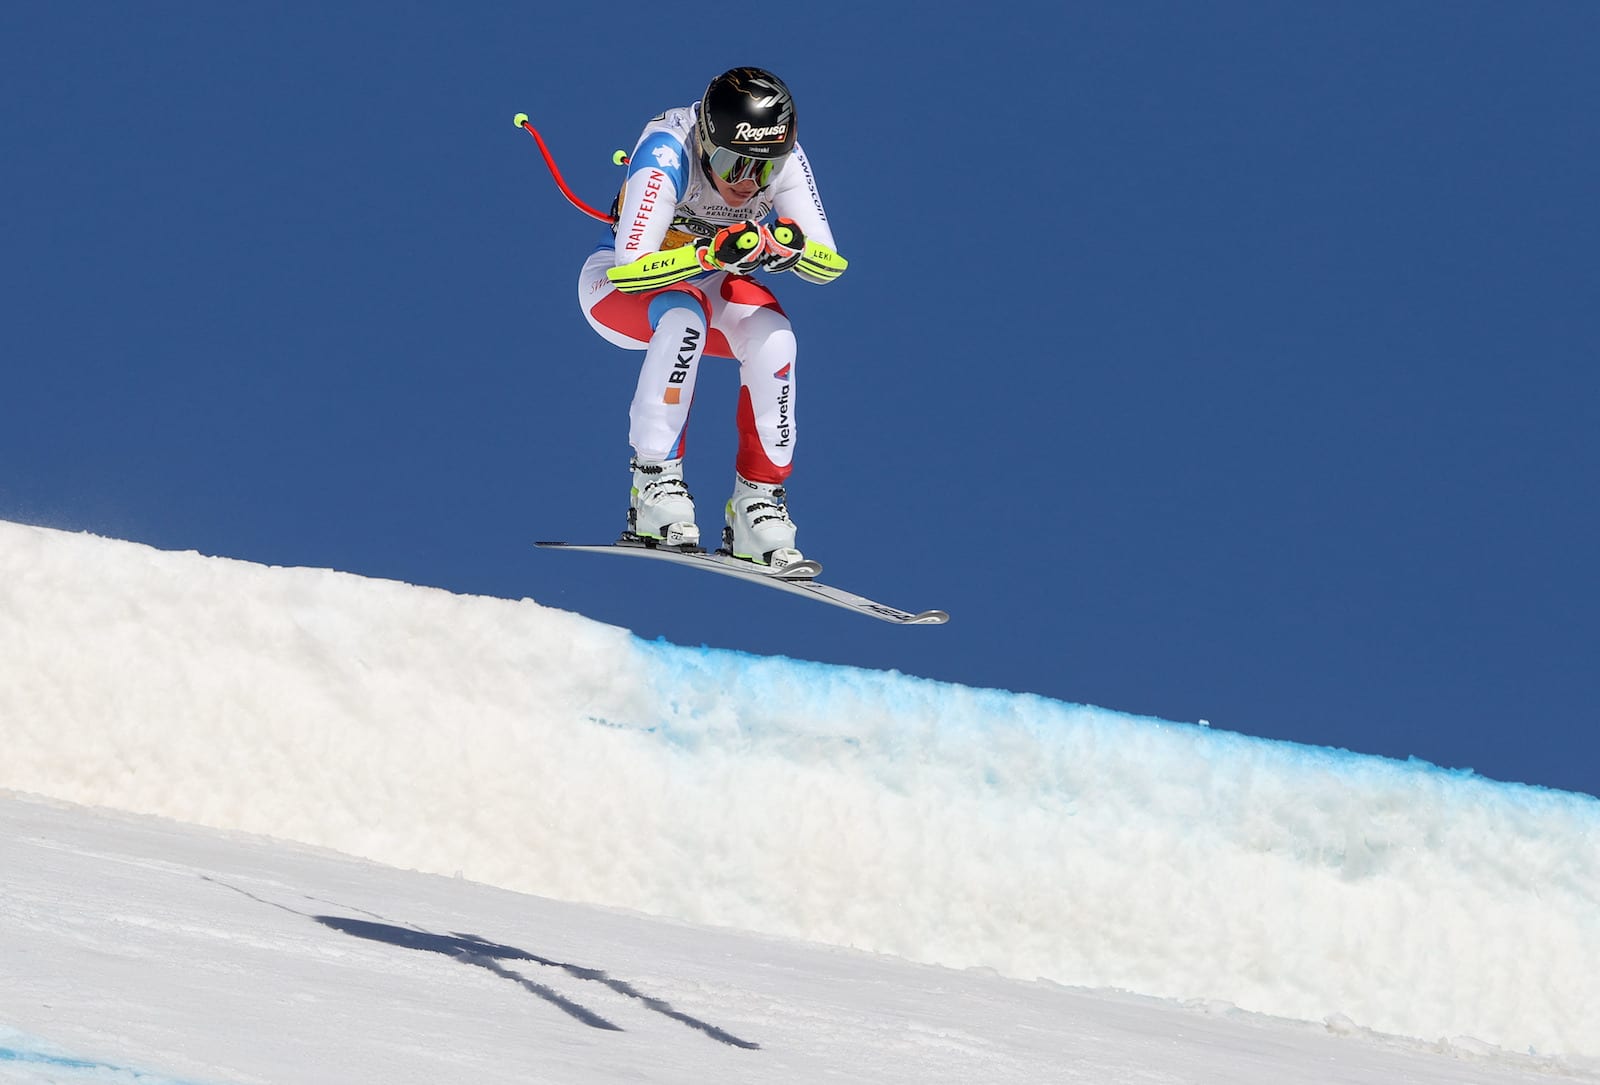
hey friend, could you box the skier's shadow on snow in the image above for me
[312,915,759,1050]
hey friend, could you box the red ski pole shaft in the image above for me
[513,111,618,224]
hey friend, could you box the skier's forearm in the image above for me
[793,238,846,284]
[606,246,708,293]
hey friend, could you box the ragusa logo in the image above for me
[733,121,787,144]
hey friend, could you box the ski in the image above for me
[535,540,949,625]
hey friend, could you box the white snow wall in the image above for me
[2,520,1597,1058]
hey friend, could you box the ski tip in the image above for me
[912,610,950,625]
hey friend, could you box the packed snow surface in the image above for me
[2,520,1597,1081]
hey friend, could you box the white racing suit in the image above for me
[576,103,837,485]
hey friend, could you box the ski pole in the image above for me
[513,112,618,224]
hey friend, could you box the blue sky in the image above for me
[3,4,1595,795]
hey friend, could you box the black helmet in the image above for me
[696,67,796,188]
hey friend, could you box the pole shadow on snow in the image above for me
[312,915,760,1051]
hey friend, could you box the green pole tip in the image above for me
[513,112,530,128]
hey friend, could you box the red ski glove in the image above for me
[759,218,806,273]
[695,220,767,275]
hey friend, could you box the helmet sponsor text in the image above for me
[733,122,788,145]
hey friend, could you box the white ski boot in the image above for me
[629,458,699,548]
[724,473,802,567]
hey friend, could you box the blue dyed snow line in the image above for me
[630,635,1600,808]
[0,1031,216,1085]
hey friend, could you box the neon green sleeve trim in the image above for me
[796,239,847,283]
[606,246,707,294]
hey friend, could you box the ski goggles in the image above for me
[703,146,787,188]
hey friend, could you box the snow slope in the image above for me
[2,519,1597,1080]
[3,794,1594,1085]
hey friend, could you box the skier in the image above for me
[576,67,846,568]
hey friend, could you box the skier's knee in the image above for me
[648,288,709,330]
